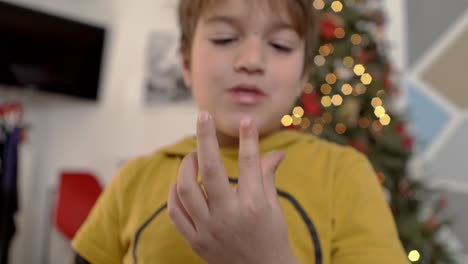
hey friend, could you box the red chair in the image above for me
[53,172,103,240]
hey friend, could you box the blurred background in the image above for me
[0,0,467,263]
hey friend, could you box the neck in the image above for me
[215,127,281,148]
[215,131,240,148]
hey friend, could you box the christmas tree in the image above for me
[283,0,457,263]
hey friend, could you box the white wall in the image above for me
[6,0,198,263]
[383,0,406,70]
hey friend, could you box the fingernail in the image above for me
[198,111,210,122]
[241,117,252,128]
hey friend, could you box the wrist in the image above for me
[284,254,301,264]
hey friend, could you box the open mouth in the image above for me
[228,84,266,105]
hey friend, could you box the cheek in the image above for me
[192,46,228,87]
[270,59,304,96]
[190,46,229,107]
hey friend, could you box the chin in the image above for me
[216,119,241,138]
[215,115,278,139]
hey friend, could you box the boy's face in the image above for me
[182,0,308,140]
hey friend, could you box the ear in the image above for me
[180,48,192,89]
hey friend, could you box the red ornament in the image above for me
[398,180,411,198]
[347,139,368,154]
[319,13,342,41]
[356,48,377,65]
[301,92,322,117]
[356,49,369,64]
[395,123,414,150]
[383,74,392,91]
[395,123,405,135]
[403,135,414,150]
[287,124,300,130]
[424,215,438,231]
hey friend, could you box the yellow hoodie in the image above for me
[72,130,408,264]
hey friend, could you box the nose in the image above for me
[233,36,266,75]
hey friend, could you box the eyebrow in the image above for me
[203,15,296,32]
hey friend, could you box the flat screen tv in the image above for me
[0,1,106,101]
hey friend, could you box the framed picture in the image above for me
[144,31,191,103]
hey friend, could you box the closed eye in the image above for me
[271,43,292,53]
[211,38,236,45]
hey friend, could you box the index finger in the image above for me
[237,117,264,199]
[196,111,231,206]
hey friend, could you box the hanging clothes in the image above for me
[0,103,23,264]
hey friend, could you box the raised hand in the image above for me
[168,112,299,264]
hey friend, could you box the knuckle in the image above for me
[243,199,261,214]
[167,204,178,220]
[176,181,191,197]
[239,153,256,165]
[200,163,218,178]
[209,225,226,243]
[212,216,231,231]
[189,237,208,255]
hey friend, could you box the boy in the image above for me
[72,0,409,263]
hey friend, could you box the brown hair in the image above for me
[178,0,319,75]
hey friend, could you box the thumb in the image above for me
[261,151,285,199]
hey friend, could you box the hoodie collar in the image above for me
[161,129,311,159]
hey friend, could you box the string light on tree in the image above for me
[321,84,332,94]
[331,94,343,106]
[281,115,293,127]
[322,112,333,124]
[321,96,332,107]
[335,123,347,134]
[408,250,421,262]
[374,106,386,118]
[300,117,311,129]
[371,97,383,108]
[334,28,346,39]
[314,55,326,66]
[371,120,383,132]
[312,123,323,135]
[377,172,386,184]
[377,90,386,98]
[304,83,314,94]
[293,106,305,118]
[361,73,373,85]
[359,117,370,128]
[379,114,391,126]
[331,1,343,12]
[292,116,302,126]
[343,56,354,68]
[319,45,332,56]
[353,64,366,76]
[350,34,362,45]
[341,83,353,95]
[354,83,367,95]
[325,73,337,84]
[313,0,325,10]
